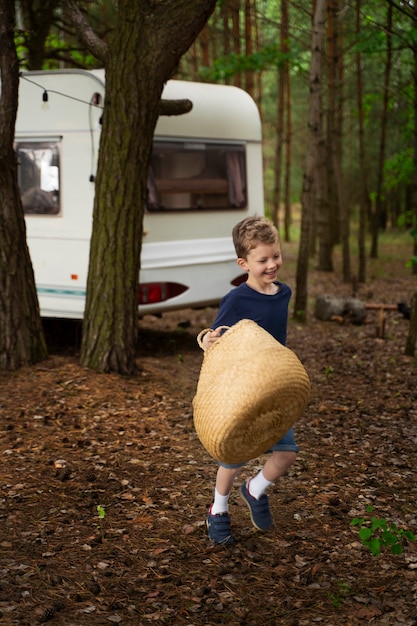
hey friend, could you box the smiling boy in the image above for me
[201,216,298,544]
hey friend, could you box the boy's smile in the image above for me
[237,242,283,294]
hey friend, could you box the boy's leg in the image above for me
[253,450,297,491]
[207,465,242,544]
[212,465,242,511]
[240,451,297,531]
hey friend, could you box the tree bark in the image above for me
[405,292,417,357]
[0,0,47,370]
[230,0,241,88]
[282,0,292,243]
[16,0,56,70]
[244,0,255,97]
[294,0,326,322]
[271,0,288,232]
[370,3,393,259]
[70,0,216,373]
[272,62,285,230]
[412,3,417,275]
[355,0,370,284]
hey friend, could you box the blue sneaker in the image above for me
[206,506,233,544]
[240,481,273,531]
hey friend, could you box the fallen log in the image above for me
[315,295,366,324]
[315,296,411,323]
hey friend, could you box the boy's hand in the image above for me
[201,328,222,350]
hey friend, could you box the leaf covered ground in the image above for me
[1,251,417,626]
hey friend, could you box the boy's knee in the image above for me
[272,450,297,469]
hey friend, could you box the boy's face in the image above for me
[237,241,283,293]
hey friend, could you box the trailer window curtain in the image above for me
[16,141,60,216]
[146,141,247,212]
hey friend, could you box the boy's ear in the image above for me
[237,257,248,270]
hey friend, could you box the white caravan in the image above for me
[15,69,264,318]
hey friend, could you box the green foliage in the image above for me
[351,26,387,55]
[197,44,295,82]
[323,365,334,378]
[328,581,352,608]
[384,148,414,192]
[97,504,106,540]
[351,505,415,556]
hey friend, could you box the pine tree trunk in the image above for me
[294,0,326,322]
[79,0,216,374]
[272,0,289,232]
[332,0,350,283]
[230,0,241,88]
[371,3,392,259]
[405,292,417,357]
[272,64,285,229]
[412,5,417,276]
[282,0,292,243]
[0,0,47,370]
[355,0,368,284]
[244,0,254,96]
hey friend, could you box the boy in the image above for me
[201,216,298,544]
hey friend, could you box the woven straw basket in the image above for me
[193,319,310,465]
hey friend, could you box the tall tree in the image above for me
[271,0,289,233]
[244,0,255,96]
[370,2,393,258]
[0,0,47,369]
[230,0,242,88]
[16,0,56,70]
[272,41,285,230]
[355,0,367,283]
[328,0,350,281]
[294,0,327,322]
[411,0,417,276]
[63,0,216,374]
[282,0,292,243]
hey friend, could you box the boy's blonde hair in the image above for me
[232,216,279,259]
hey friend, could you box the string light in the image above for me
[19,72,104,182]
[19,73,104,109]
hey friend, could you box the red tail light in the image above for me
[138,282,188,305]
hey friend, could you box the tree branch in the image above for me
[61,0,108,64]
[158,98,193,117]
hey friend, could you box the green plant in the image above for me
[323,365,334,378]
[328,581,352,607]
[97,504,106,541]
[351,505,416,556]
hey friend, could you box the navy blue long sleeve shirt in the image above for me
[212,281,291,346]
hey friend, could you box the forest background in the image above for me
[14,0,417,270]
[1,0,417,373]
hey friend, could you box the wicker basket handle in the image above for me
[197,326,230,350]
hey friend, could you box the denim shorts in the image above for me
[217,426,299,469]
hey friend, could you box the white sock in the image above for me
[211,488,230,515]
[247,470,273,500]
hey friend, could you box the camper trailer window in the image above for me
[147,141,247,211]
[16,141,60,215]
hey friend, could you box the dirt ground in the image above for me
[1,261,417,625]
